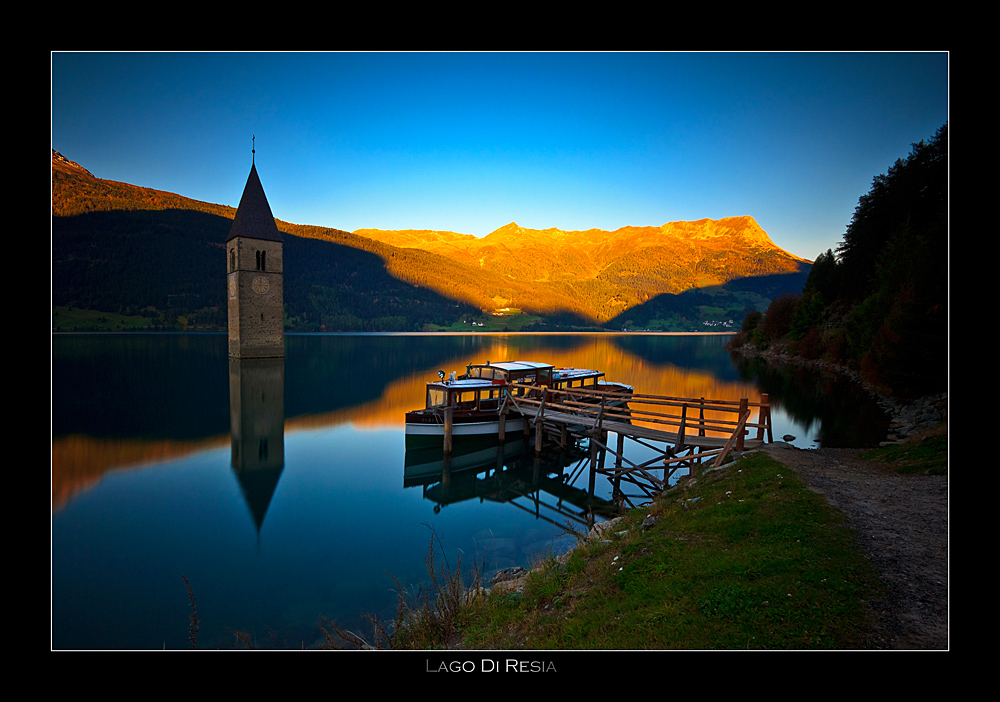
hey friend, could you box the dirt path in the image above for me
[758,442,948,649]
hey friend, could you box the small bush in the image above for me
[797,326,823,360]
[761,293,800,341]
[742,309,763,333]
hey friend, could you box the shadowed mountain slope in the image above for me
[52,150,810,330]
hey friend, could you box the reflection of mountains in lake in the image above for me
[404,436,618,528]
[52,333,231,440]
[54,333,752,441]
[57,332,819,514]
[610,333,742,381]
[53,333,488,439]
[51,333,765,504]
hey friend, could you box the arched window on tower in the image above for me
[230,248,235,272]
[261,250,266,271]
[256,250,261,270]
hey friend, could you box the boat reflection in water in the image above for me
[404,435,619,532]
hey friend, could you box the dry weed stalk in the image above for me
[405,525,486,647]
[317,572,408,650]
[227,628,255,649]
[181,575,199,649]
[557,518,588,546]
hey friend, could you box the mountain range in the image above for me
[51,150,811,332]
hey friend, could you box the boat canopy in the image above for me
[486,361,552,371]
[466,361,553,382]
[553,367,603,380]
[467,361,552,374]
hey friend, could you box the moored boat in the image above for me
[404,362,551,449]
[404,360,632,449]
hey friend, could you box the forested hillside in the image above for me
[52,150,811,332]
[730,124,947,399]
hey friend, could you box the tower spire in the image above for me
[227,150,284,359]
[252,135,255,165]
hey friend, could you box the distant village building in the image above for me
[227,155,284,358]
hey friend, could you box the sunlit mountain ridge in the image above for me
[52,149,810,329]
[353,217,811,324]
[356,216,807,289]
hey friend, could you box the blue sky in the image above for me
[51,51,947,260]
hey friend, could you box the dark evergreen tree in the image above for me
[836,123,947,300]
[803,249,839,301]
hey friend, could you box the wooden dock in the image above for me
[503,383,772,503]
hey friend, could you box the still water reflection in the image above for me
[51,332,885,649]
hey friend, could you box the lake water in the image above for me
[51,332,887,650]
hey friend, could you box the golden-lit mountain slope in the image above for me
[52,149,810,327]
[353,218,811,320]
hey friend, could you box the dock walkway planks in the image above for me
[527,407,765,451]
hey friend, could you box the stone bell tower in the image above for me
[227,142,284,359]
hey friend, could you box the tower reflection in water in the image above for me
[229,357,285,541]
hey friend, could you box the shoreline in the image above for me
[727,344,947,446]
[53,330,739,337]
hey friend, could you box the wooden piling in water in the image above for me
[678,403,688,450]
[536,387,547,454]
[756,393,773,443]
[736,398,748,451]
[443,405,454,454]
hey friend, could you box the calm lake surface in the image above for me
[51,332,888,649]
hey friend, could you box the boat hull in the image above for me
[404,414,528,449]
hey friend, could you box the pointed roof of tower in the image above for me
[227,162,283,243]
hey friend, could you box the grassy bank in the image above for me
[862,429,947,475]
[326,450,884,650]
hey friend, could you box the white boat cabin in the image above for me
[425,378,506,412]
[461,361,610,392]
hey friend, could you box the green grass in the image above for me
[453,451,883,650]
[424,311,555,332]
[52,305,221,332]
[639,314,692,332]
[861,432,947,475]
[53,306,156,331]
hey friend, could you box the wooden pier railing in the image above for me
[505,383,771,485]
